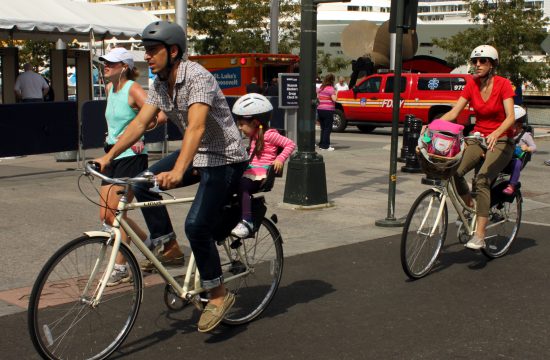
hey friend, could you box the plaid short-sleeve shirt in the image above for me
[146,60,248,167]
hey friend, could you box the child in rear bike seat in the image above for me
[502,105,536,196]
[231,93,296,238]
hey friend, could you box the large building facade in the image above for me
[88,0,176,21]
[89,0,548,69]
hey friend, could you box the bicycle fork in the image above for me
[418,191,447,237]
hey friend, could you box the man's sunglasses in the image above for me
[470,58,490,65]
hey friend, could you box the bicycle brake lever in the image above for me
[148,182,176,200]
[144,173,176,199]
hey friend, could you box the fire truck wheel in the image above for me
[356,125,376,134]
[332,109,347,132]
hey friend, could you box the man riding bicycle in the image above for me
[95,20,249,333]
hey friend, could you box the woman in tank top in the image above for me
[98,47,165,286]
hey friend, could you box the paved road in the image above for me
[2,223,550,359]
[1,128,549,359]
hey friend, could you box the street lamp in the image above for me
[282,0,349,206]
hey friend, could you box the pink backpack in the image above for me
[423,119,464,158]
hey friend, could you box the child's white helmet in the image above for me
[232,93,273,124]
[514,105,527,123]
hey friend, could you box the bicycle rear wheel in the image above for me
[401,189,448,280]
[482,191,522,259]
[221,218,283,325]
[28,235,142,360]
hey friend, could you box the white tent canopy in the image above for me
[0,0,159,42]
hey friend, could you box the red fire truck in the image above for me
[188,53,299,96]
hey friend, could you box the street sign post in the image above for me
[279,73,299,144]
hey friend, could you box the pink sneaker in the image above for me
[502,184,515,196]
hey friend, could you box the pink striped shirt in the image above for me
[316,85,336,111]
[244,129,296,179]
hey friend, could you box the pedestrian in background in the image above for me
[334,76,349,93]
[246,76,262,94]
[14,63,50,102]
[265,77,279,96]
[316,73,337,151]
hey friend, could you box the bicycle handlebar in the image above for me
[464,132,488,149]
[85,161,156,187]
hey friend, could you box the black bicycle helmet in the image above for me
[142,21,186,60]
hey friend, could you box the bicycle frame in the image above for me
[90,188,252,307]
[421,178,478,240]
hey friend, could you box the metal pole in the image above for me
[375,0,405,227]
[282,0,328,206]
[175,0,187,32]
[270,0,279,54]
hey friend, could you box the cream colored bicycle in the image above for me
[28,162,283,360]
[401,135,522,279]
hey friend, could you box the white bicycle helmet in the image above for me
[471,45,499,63]
[513,105,527,123]
[232,93,273,124]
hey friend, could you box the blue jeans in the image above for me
[133,150,247,289]
[317,109,334,149]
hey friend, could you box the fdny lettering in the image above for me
[144,201,163,206]
[381,99,405,108]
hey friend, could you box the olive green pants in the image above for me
[453,139,514,217]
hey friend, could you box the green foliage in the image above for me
[18,40,55,70]
[432,0,550,89]
[317,52,349,74]
[189,0,299,54]
[0,40,54,71]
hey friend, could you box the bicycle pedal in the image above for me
[230,239,242,249]
[229,260,246,275]
[192,301,204,312]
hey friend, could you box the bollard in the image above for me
[398,114,414,162]
[401,117,423,173]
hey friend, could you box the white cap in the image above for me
[99,48,134,69]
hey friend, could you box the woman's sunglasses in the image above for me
[103,60,122,67]
[470,58,489,66]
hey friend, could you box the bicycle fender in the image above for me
[83,231,111,238]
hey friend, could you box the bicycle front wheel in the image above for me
[28,235,143,360]
[221,218,283,325]
[401,189,448,280]
[482,191,522,259]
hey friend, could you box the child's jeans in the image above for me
[509,158,522,186]
[239,177,262,222]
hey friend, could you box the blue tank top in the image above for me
[105,80,147,160]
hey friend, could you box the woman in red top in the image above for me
[440,45,516,250]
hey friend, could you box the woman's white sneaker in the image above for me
[465,235,486,250]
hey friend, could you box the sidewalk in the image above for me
[1,130,550,317]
